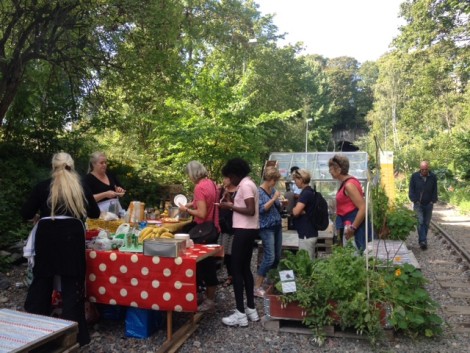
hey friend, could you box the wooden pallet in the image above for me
[261,317,394,340]
[262,287,393,341]
[316,235,333,254]
[0,309,78,353]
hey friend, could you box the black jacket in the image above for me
[408,171,438,205]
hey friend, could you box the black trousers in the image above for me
[24,275,90,346]
[231,228,258,313]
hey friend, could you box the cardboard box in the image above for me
[143,239,186,258]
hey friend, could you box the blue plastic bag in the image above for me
[97,304,127,321]
[125,307,163,339]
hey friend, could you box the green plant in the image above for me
[273,246,443,344]
[371,184,389,236]
[386,205,418,241]
[371,184,417,241]
[378,264,443,338]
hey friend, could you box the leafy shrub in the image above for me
[0,143,49,249]
[386,205,417,241]
[273,246,443,344]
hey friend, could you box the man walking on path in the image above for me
[409,160,438,250]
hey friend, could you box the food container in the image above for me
[127,201,146,222]
[169,207,179,218]
[143,239,186,258]
[174,233,190,248]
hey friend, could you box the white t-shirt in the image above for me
[232,176,259,229]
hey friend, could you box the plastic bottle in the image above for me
[343,220,352,247]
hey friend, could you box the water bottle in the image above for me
[343,220,352,247]
[344,220,351,233]
[108,200,117,214]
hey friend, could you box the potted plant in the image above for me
[267,246,443,345]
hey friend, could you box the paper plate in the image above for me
[174,194,187,206]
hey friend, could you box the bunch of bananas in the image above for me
[138,227,174,243]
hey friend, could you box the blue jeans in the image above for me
[257,224,282,277]
[414,202,433,244]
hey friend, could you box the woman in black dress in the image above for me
[21,152,100,347]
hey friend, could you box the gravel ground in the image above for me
[1,202,469,353]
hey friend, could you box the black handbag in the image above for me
[188,181,219,244]
[189,221,219,244]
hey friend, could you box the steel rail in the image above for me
[431,219,470,264]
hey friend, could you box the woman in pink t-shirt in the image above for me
[218,158,260,327]
[179,161,220,312]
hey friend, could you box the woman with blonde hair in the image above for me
[291,168,318,259]
[21,152,100,347]
[84,151,126,213]
[178,160,220,312]
[254,166,283,297]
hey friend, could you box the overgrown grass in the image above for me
[448,185,470,214]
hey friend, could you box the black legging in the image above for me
[230,228,258,313]
[25,275,90,346]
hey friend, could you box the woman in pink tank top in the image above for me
[329,155,368,251]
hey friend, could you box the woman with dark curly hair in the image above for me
[218,158,260,327]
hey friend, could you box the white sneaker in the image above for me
[245,307,259,322]
[222,309,248,327]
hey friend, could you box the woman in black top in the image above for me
[83,151,126,213]
[291,168,317,259]
[21,152,100,347]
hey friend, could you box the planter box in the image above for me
[263,286,307,320]
[263,286,390,328]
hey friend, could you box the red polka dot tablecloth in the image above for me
[86,245,223,312]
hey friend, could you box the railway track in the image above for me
[425,204,470,334]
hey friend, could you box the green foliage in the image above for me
[386,205,417,241]
[370,184,417,241]
[0,143,49,248]
[379,264,443,338]
[273,247,443,344]
[371,184,389,235]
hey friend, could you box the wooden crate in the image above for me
[316,230,334,254]
[0,309,78,353]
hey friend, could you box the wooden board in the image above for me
[0,309,78,353]
[261,317,393,340]
[443,305,470,315]
[449,291,470,299]
[438,281,470,289]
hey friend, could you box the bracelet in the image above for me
[350,225,357,231]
